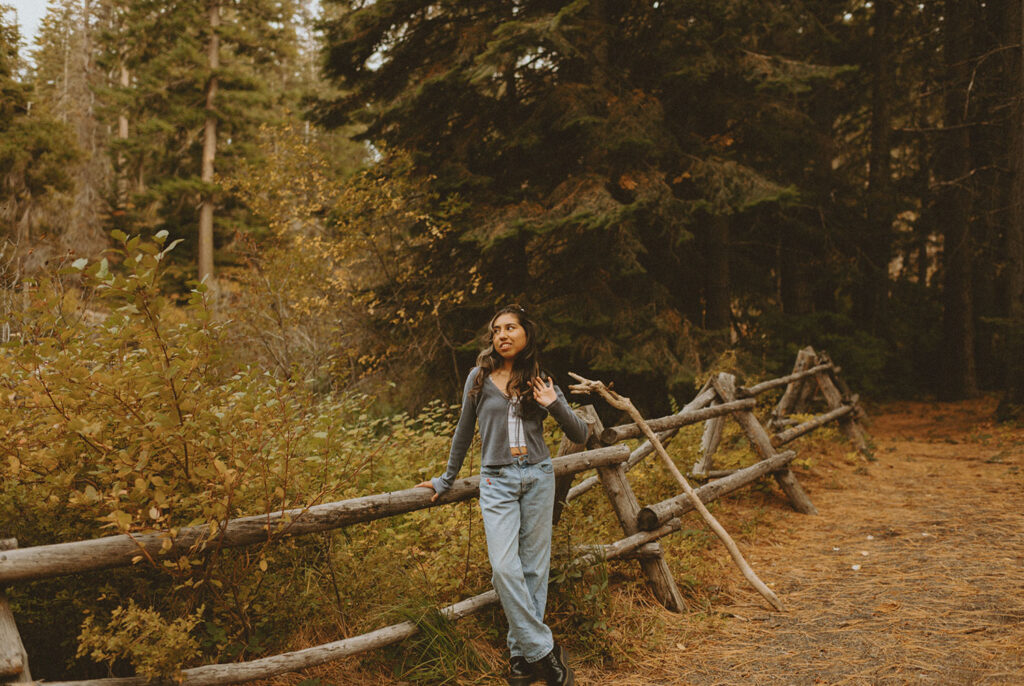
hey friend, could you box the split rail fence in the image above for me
[0,346,868,685]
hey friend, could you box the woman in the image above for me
[417,305,588,686]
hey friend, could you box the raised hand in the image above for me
[531,376,557,407]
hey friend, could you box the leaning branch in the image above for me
[568,373,785,612]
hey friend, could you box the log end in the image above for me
[598,428,619,445]
[636,507,659,532]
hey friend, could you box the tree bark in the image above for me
[1000,0,1024,416]
[861,0,895,333]
[598,397,756,444]
[938,0,979,398]
[638,450,798,530]
[1008,0,1024,321]
[198,1,220,285]
[0,540,30,682]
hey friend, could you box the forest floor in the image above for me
[296,397,1024,685]
[573,397,1024,686]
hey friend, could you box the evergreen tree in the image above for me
[0,3,78,266]
[96,0,304,280]
[31,0,109,258]
[319,0,845,402]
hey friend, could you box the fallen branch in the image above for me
[568,372,785,612]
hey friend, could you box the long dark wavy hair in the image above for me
[470,304,545,419]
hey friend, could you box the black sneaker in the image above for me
[508,654,536,685]
[536,644,574,686]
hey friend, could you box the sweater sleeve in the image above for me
[431,368,480,495]
[543,382,590,445]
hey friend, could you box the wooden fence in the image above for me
[0,346,867,685]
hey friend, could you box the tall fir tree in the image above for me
[0,3,78,269]
[319,0,847,403]
[96,0,303,280]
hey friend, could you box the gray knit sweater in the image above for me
[430,367,590,495]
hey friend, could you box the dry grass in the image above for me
[260,397,1024,685]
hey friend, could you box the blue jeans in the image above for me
[478,457,556,663]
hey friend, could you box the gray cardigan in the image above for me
[430,367,590,495]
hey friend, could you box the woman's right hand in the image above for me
[415,481,440,503]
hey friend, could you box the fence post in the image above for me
[768,346,817,431]
[693,377,730,476]
[814,352,872,456]
[0,539,31,683]
[712,373,819,515]
[552,405,596,525]
[585,414,687,613]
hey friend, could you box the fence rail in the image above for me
[0,345,868,686]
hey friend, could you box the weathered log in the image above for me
[638,450,798,530]
[768,346,817,431]
[693,376,734,476]
[43,508,685,686]
[770,404,854,447]
[44,590,502,686]
[571,373,785,612]
[712,373,818,517]
[565,384,716,503]
[599,397,756,444]
[812,356,871,455]
[741,363,834,397]
[0,540,30,682]
[598,463,686,612]
[772,469,818,515]
[687,469,739,479]
[0,445,630,585]
[573,542,664,561]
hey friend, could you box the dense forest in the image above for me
[1,0,1023,680]
[2,0,1023,412]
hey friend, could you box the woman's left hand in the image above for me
[531,376,557,407]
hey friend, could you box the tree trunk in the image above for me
[116,62,130,207]
[999,0,1024,418]
[198,1,220,285]
[938,0,978,398]
[861,0,895,333]
[1005,0,1024,321]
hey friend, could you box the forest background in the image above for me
[1,0,1023,682]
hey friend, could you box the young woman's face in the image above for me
[491,312,528,361]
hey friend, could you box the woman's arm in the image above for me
[422,368,480,497]
[532,376,590,444]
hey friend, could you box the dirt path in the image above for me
[579,398,1024,685]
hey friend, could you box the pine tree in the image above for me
[319,0,845,400]
[95,0,304,281]
[0,3,78,264]
[31,0,109,257]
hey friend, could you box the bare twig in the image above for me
[568,372,785,612]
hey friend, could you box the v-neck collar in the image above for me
[488,373,524,403]
[487,374,510,399]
